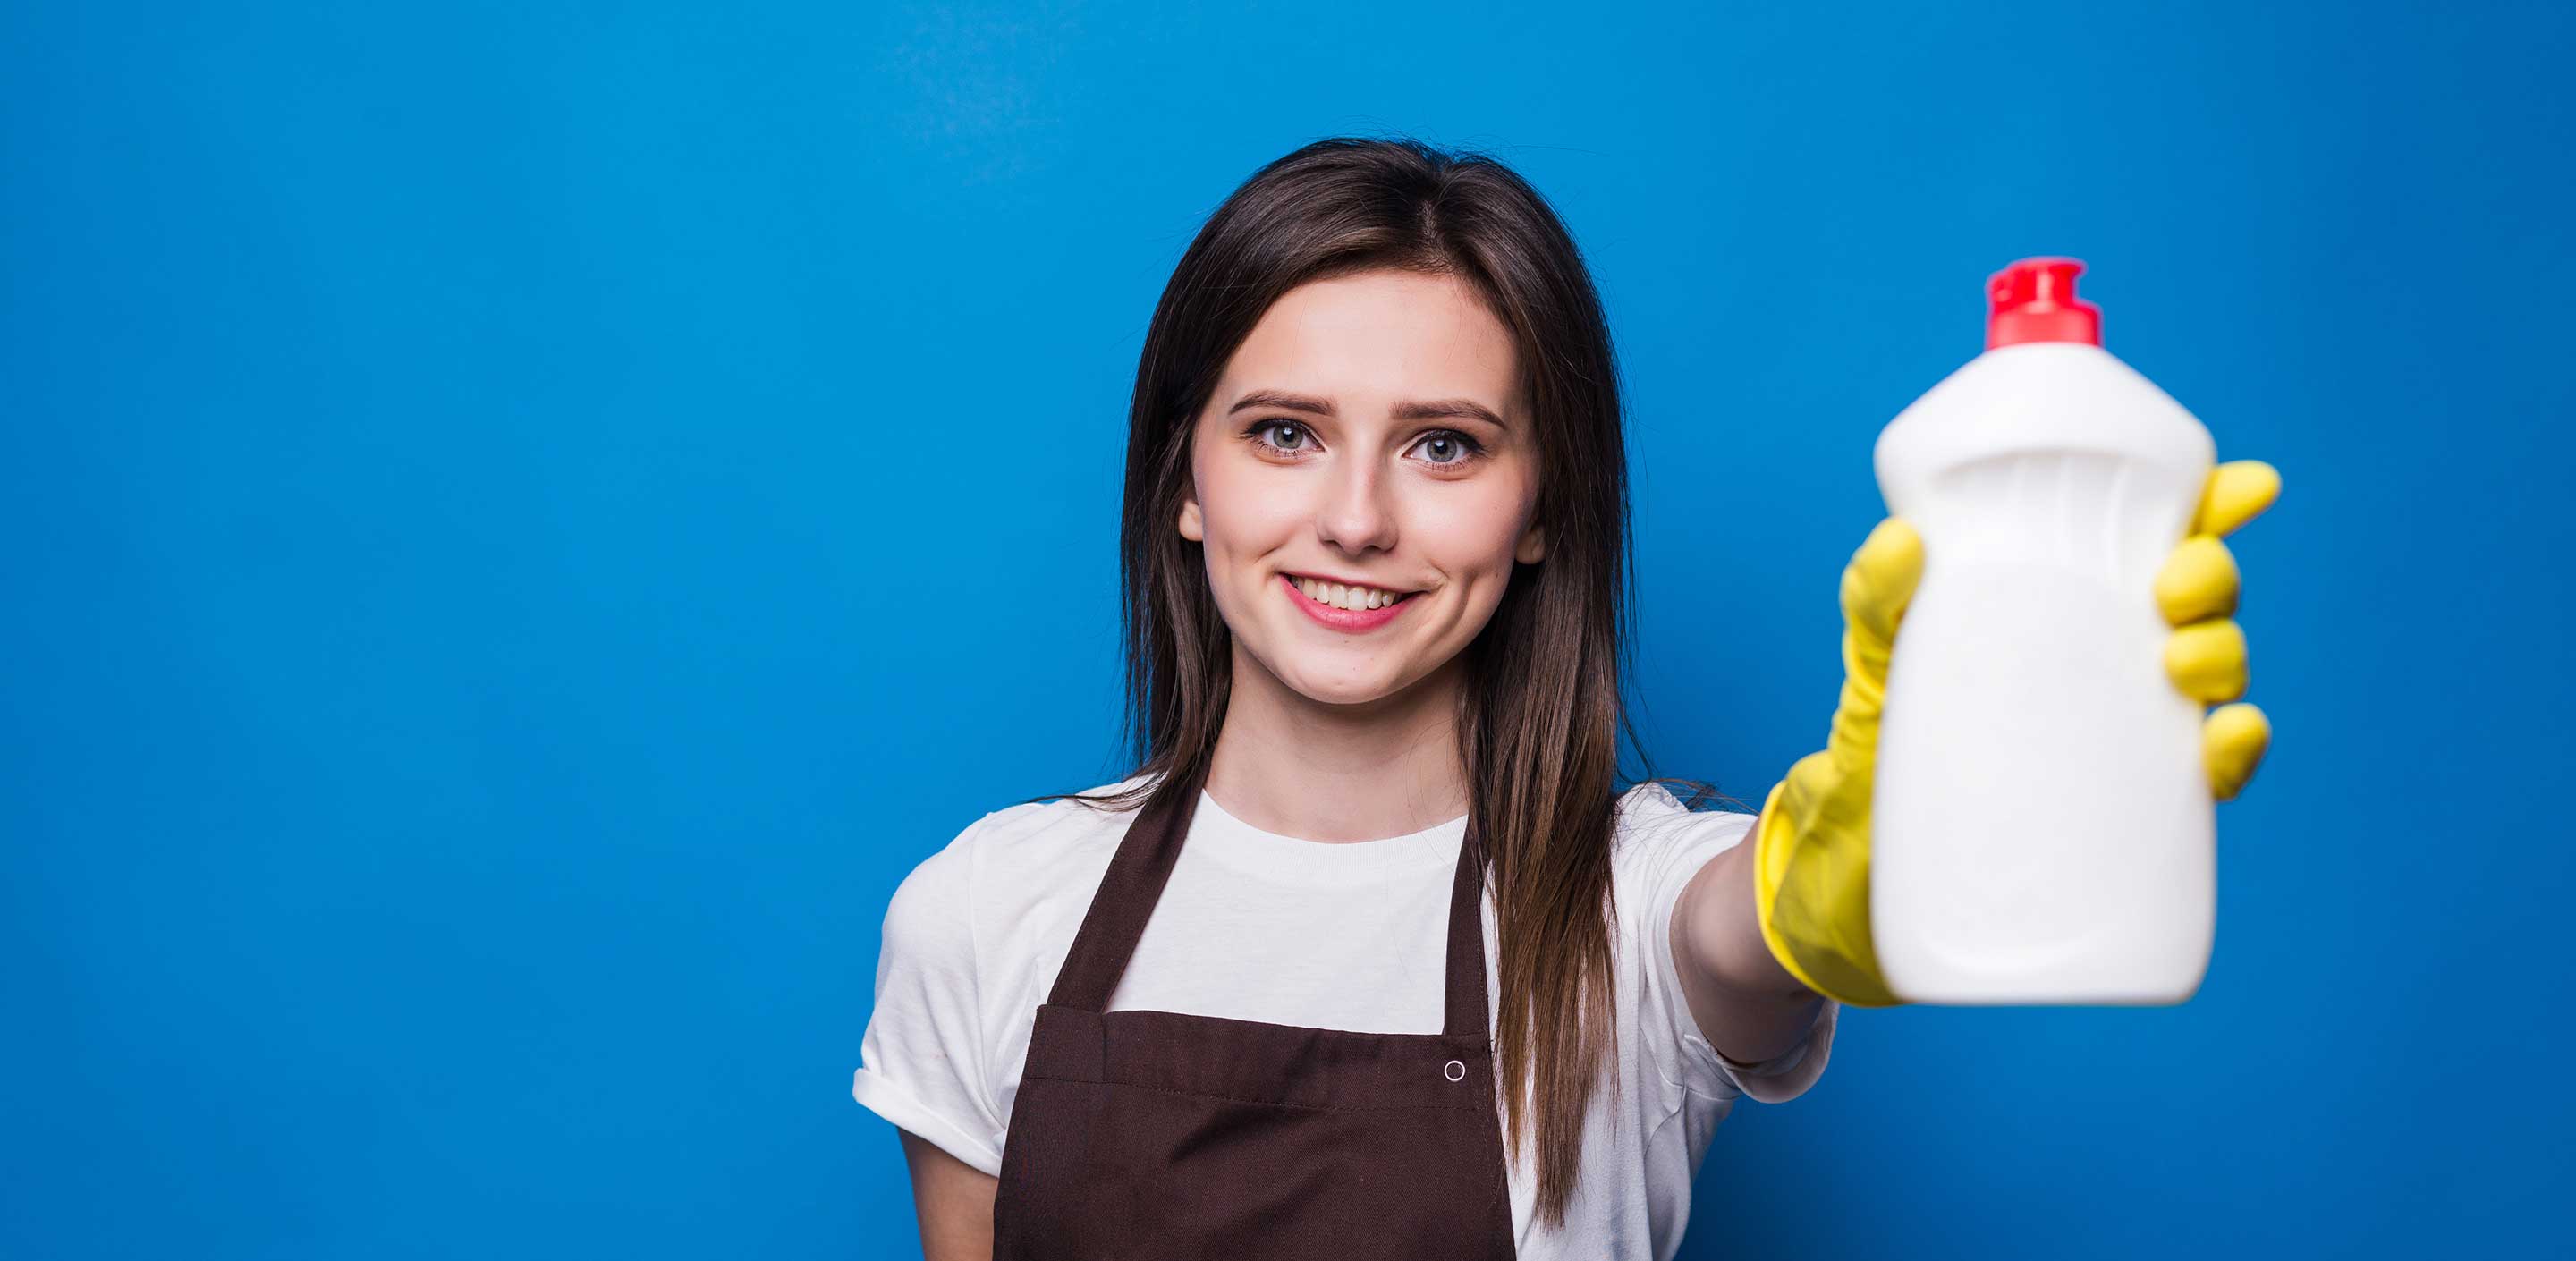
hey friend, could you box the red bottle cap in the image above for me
[1986,257,2102,349]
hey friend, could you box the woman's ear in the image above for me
[1515,520,1546,565]
[1178,495,1204,543]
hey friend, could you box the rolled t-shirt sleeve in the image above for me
[1710,994,1837,1104]
[851,812,1008,1175]
[1635,800,1836,1105]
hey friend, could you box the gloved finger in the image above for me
[2204,702,2273,801]
[2192,460,2282,538]
[1829,518,1922,746]
[2153,534,2241,626]
[2164,618,2250,704]
[1840,517,1924,654]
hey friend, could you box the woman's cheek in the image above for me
[1407,487,1529,573]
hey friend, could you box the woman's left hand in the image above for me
[1747,460,2284,1007]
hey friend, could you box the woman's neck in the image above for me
[1203,646,1470,844]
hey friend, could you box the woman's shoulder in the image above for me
[1613,775,1757,829]
[892,772,1156,923]
[1607,778,1760,878]
[956,770,1156,858]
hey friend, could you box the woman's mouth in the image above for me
[1281,573,1420,632]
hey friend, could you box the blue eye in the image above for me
[1241,419,1487,470]
[1413,431,1480,466]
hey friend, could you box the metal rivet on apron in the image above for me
[1444,1059,1465,1082]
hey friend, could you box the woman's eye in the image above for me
[1252,420,1312,453]
[1412,430,1482,467]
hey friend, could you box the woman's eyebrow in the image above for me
[1393,398,1509,429]
[1228,389,1336,417]
[1228,389,1509,429]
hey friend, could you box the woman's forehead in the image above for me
[1219,270,1520,421]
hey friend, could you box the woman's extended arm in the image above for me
[1669,823,1828,1066]
[897,1128,998,1261]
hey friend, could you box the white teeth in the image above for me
[1297,576,1407,612]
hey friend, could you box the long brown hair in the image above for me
[1027,135,1725,1227]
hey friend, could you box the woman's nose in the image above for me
[1315,457,1398,555]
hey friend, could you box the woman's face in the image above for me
[1180,267,1546,708]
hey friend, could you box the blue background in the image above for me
[6,2,2568,1257]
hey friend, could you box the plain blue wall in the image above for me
[5,2,2568,1257]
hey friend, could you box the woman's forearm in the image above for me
[1669,819,1827,1065]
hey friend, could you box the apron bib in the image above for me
[991,763,1519,1259]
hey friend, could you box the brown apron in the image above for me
[991,764,1520,1259]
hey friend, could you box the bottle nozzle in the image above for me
[1986,257,2102,349]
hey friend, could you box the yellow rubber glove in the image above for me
[1750,460,2284,1007]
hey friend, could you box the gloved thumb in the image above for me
[1840,517,1926,654]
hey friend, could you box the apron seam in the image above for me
[1021,1072,1495,1113]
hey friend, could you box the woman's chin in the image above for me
[1271,657,1429,709]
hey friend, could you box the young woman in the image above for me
[851,137,2277,1260]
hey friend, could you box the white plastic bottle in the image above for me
[1869,258,2217,1006]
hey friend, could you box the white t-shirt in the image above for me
[851,775,1839,1261]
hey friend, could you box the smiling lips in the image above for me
[1281,573,1419,632]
